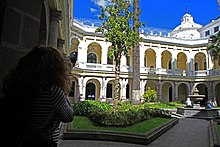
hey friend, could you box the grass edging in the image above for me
[209,119,220,147]
[62,118,179,145]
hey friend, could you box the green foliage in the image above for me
[117,101,138,111]
[73,116,172,134]
[96,0,143,58]
[73,100,171,127]
[143,87,157,102]
[73,100,112,116]
[207,31,220,65]
[95,0,144,111]
[142,102,184,109]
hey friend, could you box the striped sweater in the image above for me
[26,85,74,143]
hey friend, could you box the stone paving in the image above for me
[147,118,209,147]
[58,118,210,147]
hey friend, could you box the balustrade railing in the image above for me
[75,62,220,77]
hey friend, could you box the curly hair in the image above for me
[2,45,72,98]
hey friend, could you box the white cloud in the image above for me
[90,0,111,8]
[90,8,97,13]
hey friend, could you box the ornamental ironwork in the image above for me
[74,18,171,37]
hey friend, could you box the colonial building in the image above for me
[69,12,220,106]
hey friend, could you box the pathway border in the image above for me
[210,119,220,147]
[62,118,179,145]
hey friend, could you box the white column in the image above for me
[101,45,108,65]
[100,78,106,102]
[189,58,193,71]
[78,41,88,63]
[208,53,213,69]
[78,77,85,101]
[76,41,88,69]
[188,58,193,76]
[120,79,127,101]
[172,52,177,70]
[156,52,162,74]
[156,52,162,69]
[140,79,147,103]
[121,54,127,66]
[207,51,213,69]
[140,80,146,96]
[140,45,145,67]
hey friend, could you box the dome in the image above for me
[170,13,202,40]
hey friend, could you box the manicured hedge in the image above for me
[73,100,171,127]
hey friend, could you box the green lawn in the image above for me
[216,125,220,136]
[72,116,173,134]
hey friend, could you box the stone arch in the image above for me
[177,52,187,70]
[106,80,121,99]
[106,80,114,98]
[161,81,173,102]
[145,49,156,68]
[213,59,220,69]
[85,79,100,100]
[145,81,157,91]
[194,52,206,70]
[161,50,172,69]
[87,42,102,64]
[178,83,188,102]
[194,83,208,106]
[70,38,80,52]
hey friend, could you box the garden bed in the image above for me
[62,116,179,145]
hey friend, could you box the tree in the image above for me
[207,31,220,66]
[96,0,142,111]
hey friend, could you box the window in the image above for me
[106,83,113,98]
[214,26,219,33]
[205,30,210,36]
[87,53,97,63]
[86,83,95,100]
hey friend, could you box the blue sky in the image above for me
[74,0,219,30]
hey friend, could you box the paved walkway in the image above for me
[58,118,210,147]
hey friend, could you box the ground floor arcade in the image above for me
[69,76,220,106]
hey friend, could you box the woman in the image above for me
[1,45,74,147]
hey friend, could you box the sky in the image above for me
[74,0,220,30]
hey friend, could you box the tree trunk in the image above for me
[113,54,121,112]
[132,0,140,105]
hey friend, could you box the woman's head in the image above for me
[2,45,72,96]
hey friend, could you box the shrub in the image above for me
[73,100,172,127]
[117,101,139,111]
[87,106,170,127]
[73,100,112,116]
[143,87,157,102]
